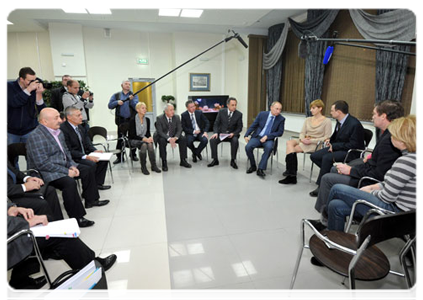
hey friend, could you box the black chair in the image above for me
[290,210,416,289]
[343,128,373,163]
[118,122,135,169]
[8,143,40,178]
[87,126,116,182]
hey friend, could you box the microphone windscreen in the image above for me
[323,46,334,65]
[298,40,307,59]
[236,35,248,49]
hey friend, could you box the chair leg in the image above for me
[309,162,314,183]
[108,161,114,184]
[303,153,306,171]
[29,233,52,287]
[290,220,306,289]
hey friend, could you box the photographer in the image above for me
[7,67,46,145]
[62,79,93,130]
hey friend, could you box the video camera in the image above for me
[30,77,53,89]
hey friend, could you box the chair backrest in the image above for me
[363,129,373,147]
[88,126,108,141]
[357,210,416,248]
[8,143,27,165]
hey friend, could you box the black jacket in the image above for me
[181,110,210,136]
[330,114,365,153]
[60,121,97,162]
[128,115,152,140]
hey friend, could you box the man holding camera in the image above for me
[7,67,46,145]
[62,79,93,129]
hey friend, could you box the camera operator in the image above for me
[62,79,93,130]
[108,80,139,164]
[7,67,46,146]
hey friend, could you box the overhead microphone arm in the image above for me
[124,30,247,100]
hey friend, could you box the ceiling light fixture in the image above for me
[86,8,112,14]
[180,9,203,18]
[159,9,181,17]
[62,8,88,14]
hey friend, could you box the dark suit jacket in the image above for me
[181,110,210,136]
[50,86,66,112]
[349,129,402,181]
[26,124,77,183]
[244,111,285,140]
[330,114,365,152]
[128,115,152,140]
[155,113,183,140]
[7,162,27,199]
[60,121,97,162]
[213,108,243,137]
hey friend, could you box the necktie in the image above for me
[335,121,341,132]
[75,127,85,155]
[191,114,197,136]
[168,118,174,137]
[263,116,275,136]
[228,111,233,124]
[8,168,17,184]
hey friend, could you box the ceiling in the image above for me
[7,9,307,36]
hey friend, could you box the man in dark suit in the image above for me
[181,100,210,163]
[244,102,285,178]
[60,106,111,190]
[309,100,365,196]
[314,100,404,214]
[50,74,71,112]
[7,161,64,221]
[26,108,110,228]
[7,200,117,289]
[155,104,191,171]
[208,97,243,169]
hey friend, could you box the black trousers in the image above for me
[48,176,86,219]
[310,148,348,185]
[115,119,136,159]
[210,135,239,160]
[78,159,108,186]
[157,136,188,161]
[11,185,64,221]
[186,134,208,156]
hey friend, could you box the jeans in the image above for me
[327,184,402,231]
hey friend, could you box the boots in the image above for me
[150,155,161,173]
[140,151,150,175]
[162,160,168,172]
[279,153,298,184]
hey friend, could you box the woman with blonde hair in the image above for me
[325,115,416,231]
[128,102,161,175]
[279,99,332,184]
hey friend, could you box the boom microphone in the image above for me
[323,46,334,64]
[230,30,248,49]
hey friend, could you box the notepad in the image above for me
[219,133,230,141]
[30,218,80,238]
[88,152,113,161]
[55,260,102,290]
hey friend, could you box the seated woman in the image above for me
[128,102,161,175]
[279,99,332,184]
[326,115,416,232]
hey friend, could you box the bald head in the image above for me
[39,108,62,130]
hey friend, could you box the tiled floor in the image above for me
[7,130,415,299]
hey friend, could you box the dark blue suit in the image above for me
[181,110,210,157]
[244,111,285,170]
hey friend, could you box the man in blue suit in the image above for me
[181,100,210,163]
[244,102,285,178]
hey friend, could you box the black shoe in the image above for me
[197,153,203,161]
[152,165,162,173]
[309,187,319,197]
[310,256,324,267]
[77,217,95,227]
[192,154,197,163]
[180,159,192,168]
[131,156,139,162]
[257,169,266,178]
[162,160,168,172]
[308,219,327,232]
[113,157,123,164]
[246,165,257,174]
[230,159,238,169]
[141,167,150,175]
[96,254,117,271]
[85,200,110,209]
[97,184,111,190]
[278,176,297,184]
[10,275,47,289]
[207,159,219,167]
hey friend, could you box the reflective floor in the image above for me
[11,130,413,295]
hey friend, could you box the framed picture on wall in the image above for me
[189,73,210,91]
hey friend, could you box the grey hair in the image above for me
[164,103,174,112]
[64,105,81,116]
[121,80,130,85]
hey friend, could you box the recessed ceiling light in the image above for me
[159,9,181,17]
[62,8,88,14]
[87,8,112,15]
[180,9,203,18]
